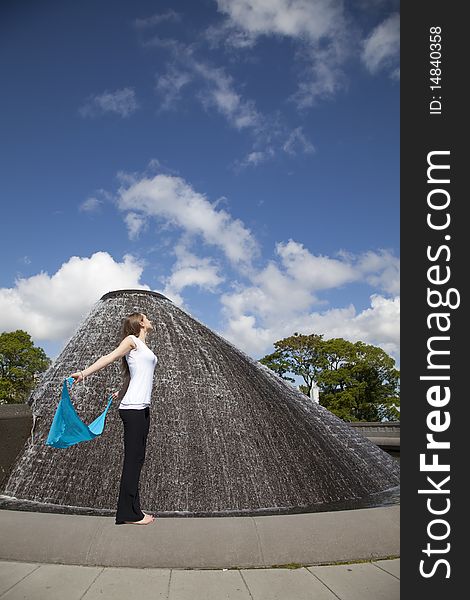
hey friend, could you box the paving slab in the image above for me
[241,567,338,600]
[0,563,102,600]
[0,562,40,597]
[81,567,170,600]
[168,569,251,600]
[373,558,400,579]
[308,562,400,600]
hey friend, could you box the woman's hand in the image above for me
[70,372,85,383]
[111,390,120,400]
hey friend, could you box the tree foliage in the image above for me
[0,330,51,405]
[259,333,400,422]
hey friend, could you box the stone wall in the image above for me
[0,404,32,489]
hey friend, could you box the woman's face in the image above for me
[141,314,153,331]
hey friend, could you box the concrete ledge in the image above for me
[365,436,400,449]
[350,422,400,452]
[0,505,399,569]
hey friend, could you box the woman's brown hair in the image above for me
[117,312,143,400]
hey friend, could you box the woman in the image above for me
[71,312,157,525]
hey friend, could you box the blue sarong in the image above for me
[46,377,113,448]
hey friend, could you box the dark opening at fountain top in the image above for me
[1,289,399,517]
[100,289,172,302]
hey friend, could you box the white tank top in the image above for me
[118,335,158,410]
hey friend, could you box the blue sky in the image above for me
[0,0,400,364]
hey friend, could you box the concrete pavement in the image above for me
[0,505,399,568]
[0,559,400,599]
[0,505,399,598]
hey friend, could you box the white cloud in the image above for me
[160,241,225,306]
[194,61,314,165]
[151,38,284,164]
[289,42,348,108]
[218,240,400,360]
[234,148,275,170]
[79,188,114,213]
[134,10,181,29]
[116,173,259,266]
[215,0,344,41]
[155,54,266,137]
[215,0,351,108]
[276,240,358,290]
[356,249,400,295]
[220,292,400,360]
[232,124,314,171]
[79,88,139,118]
[300,294,400,357]
[361,12,400,77]
[150,22,316,165]
[124,212,148,240]
[244,151,267,165]
[282,127,315,155]
[1,233,400,365]
[218,313,274,355]
[351,294,400,354]
[155,66,193,110]
[212,2,399,108]
[193,61,262,130]
[0,253,149,342]
[232,261,317,321]
[204,21,257,49]
[79,197,102,213]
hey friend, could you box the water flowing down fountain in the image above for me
[0,289,399,517]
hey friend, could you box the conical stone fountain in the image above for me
[0,289,399,517]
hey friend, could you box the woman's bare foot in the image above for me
[123,514,155,525]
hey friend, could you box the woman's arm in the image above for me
[70,336,137,382]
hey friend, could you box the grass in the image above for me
[194,555,401,570]
[250,555,400,570]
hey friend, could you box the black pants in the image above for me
[115,407,150,524]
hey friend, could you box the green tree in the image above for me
[0,330,51,405]
[259,334,400,422]
[259,332,326,394]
